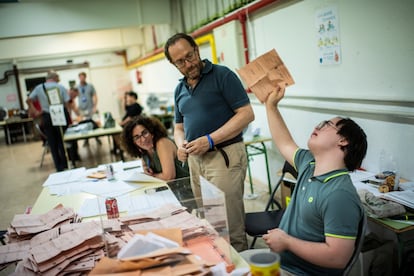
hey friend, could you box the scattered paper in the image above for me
[399,181,414,191]
[117,170,165,183]
[117,233,179,259]
[237,49,294,102]
[43,167,87,186]
[381,190,414,209]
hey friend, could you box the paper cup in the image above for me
[249,251,280,276]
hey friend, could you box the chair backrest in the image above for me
[343,212,367,275]
[265,161,297,211]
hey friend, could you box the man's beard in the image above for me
[185,61,202,80]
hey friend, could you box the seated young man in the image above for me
[262,85,368,275]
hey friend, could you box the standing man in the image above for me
[77,71,100,145]
[27,71,70,171]
[164,33,254,251]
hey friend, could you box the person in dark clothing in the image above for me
[112,91,143,155]
[119,91,143,127]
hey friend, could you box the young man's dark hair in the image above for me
[336,118,368,171]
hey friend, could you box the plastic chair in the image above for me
[34,123,49,168]
[245,161,298,249]
[343,212,367,275]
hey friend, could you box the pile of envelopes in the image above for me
[1,203,234,275]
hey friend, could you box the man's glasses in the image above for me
[173,50,197,68]
[315,120,339,131]
[133,129,150,142]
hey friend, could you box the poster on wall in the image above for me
[316,6,341,65]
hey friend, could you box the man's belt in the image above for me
[208,136,243,168]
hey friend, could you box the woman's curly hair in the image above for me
[120,115,168,158]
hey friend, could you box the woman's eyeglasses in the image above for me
[315,120,339,131]
[133,129,150,142]
[174,49,197,68]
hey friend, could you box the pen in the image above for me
[123,165,141,171]
[145,186,168,194]
[389,215,414,220]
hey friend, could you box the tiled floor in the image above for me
[0,132,271,249]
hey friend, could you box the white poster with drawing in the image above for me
[316,6,341,65]
[50,104,67,126]
[46,87,62,105]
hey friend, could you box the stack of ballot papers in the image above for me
[6,204,76,242]
[1,201,235,275]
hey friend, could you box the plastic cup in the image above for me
[249,251,280,276]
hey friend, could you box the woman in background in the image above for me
[121,115,189,181]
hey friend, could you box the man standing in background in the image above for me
[77,72,100,146]
[27,71,70,172]
[119,91,143,127]
[164,33,255,251]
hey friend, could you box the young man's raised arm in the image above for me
[264,87,298,166]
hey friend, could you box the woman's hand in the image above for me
[141,158,154,176]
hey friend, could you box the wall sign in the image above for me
[316,6,341,65]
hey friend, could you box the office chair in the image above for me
[245,161,298,249]
[34,123,49,168]
[343,212,367,276]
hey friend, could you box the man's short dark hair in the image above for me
[164,33,197,63]
[126,91,137,100]
[78,72,87,77]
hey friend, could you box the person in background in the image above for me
[112,91,143,155]
[120,115,189,181]
[119,91,143,127]
[262,84,368,275]
[164,33,254,251]
[77,71,101,146]
[26,71,70,172]
[66,87,81,162]
[67,87,79,123]
[27,88,45,145]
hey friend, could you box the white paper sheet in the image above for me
[381,191,414,209]
[43,167,87,186]
[349,170,376,183]
[80,179,142,197]
[78,194,130,218]
[117,170,165,183]
[77,188,180,218]
[127,189,181,215]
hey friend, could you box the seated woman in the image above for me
[120,115,189,181]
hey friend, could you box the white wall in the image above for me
[1,0,412,183]
[127,0,414,183]
[245,0,414,181]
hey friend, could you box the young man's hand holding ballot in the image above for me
[237,48,294,102]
